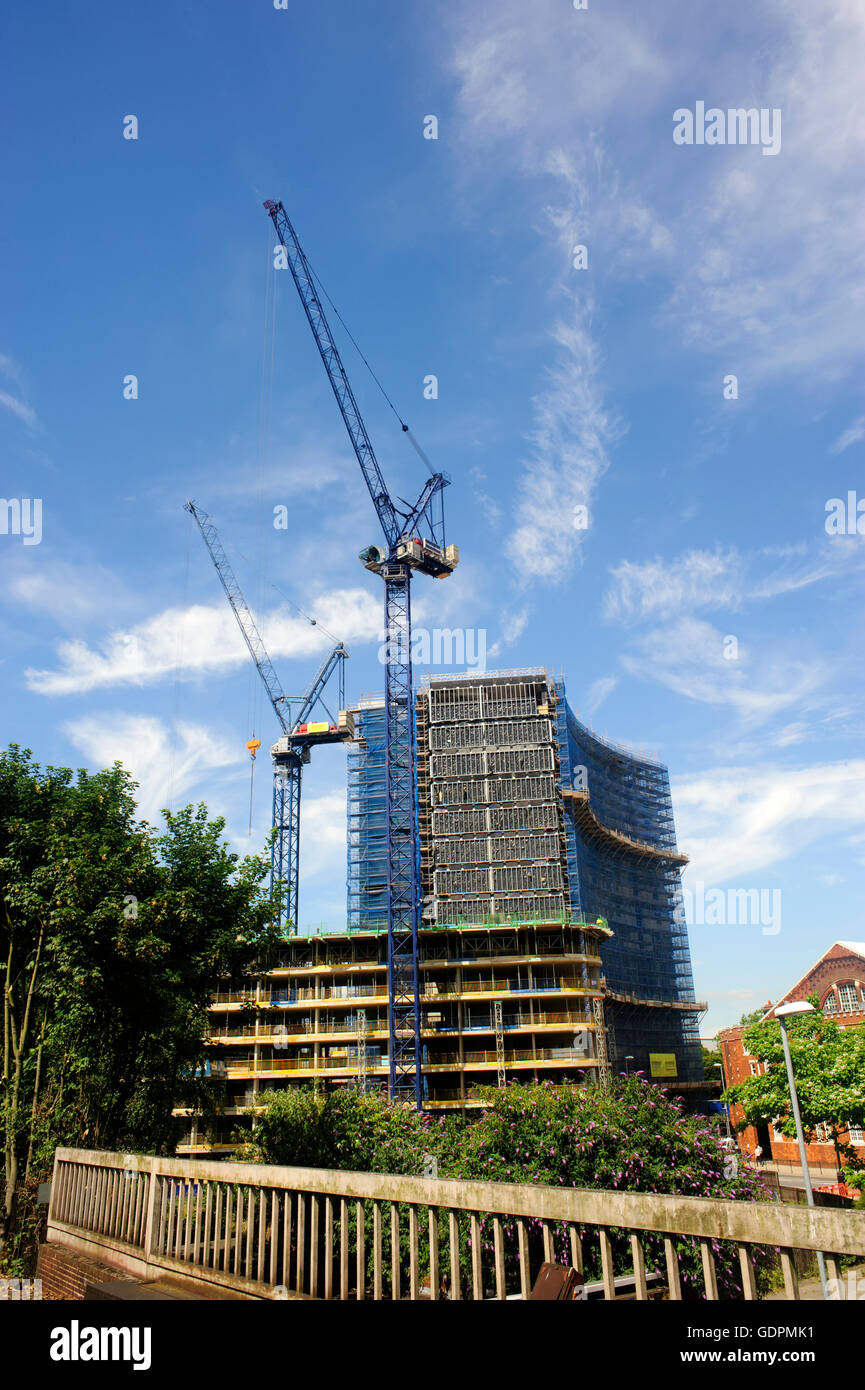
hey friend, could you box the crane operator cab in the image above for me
[359,538,459,580]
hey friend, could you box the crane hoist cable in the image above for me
[168,510,193,815]
[305,257,435,477]
[249,228,279,757]
[246,737,261,836]
[219,533,343,650]
[267,577,342,649]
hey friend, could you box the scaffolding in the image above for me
[356,1008,368,1094]
[558,687,704,1083]
[347,699,387,928]
[592,995,611,1090]
[493,1000,505,1088]
[419,672,571,928]
[349,668,704,1086]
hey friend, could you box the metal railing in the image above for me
[47,1148,865,1302]
[211,1011,594,1045]
[426,977,587,997]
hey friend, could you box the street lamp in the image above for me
[625,1055,634,1076]
[714,1060,733,1141]
[775,1001,830,1300]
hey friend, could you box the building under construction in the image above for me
[177,666,703,1153]
[355,668,703,1083]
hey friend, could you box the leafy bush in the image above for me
[240,1077,774,1298]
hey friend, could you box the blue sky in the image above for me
[2,0,863,1037]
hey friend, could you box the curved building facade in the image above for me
[411,668,704,1086]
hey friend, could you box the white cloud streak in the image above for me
[675,758,865,885]
[63,713,241,827]
[621,616,825,725]
[831,415,865,453]
[26,589,382,696]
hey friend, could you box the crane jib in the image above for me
[265,200,400,549]
[185,497,348,935]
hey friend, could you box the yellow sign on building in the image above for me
[649,1052,677,1078]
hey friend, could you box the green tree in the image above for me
[702,1043,721,1078]
[0,745,281,1266]
[739,1006,769,1028]
[726,1011,865,1177]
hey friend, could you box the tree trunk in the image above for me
[24,1023,45,1181]
[0,916,44,1259]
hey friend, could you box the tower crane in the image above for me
[263,199,458,1108]
[185,499,352,932]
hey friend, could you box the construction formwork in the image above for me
[418,671,571,927]
[344,667,704,1087]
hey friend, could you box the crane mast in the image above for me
[264,199,458,1107]
[185,499,349,933]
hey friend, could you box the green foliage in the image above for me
[242,1078,773,1299]
[701,1044,721,1079]
[0,744,281,1270]
[739,1006,769,1028]
[234,1086,449,1174]
[727,1012,865,1171]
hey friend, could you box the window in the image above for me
[815,1122,832,1144]
[848,1126,864,1146]
[822,990,838,1013]
[772,1122,786,1143]
[749,1060,760,1075]
[837,982,860,1013]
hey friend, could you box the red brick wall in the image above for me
[718,1026,762,1152]
[774,946,865,1021]
[37,1243,138,1301]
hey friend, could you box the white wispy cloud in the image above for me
[674,758,865,886]
[509,306,619,581]
[604,540,865,624]
[63,713,242,827]
[468,466,503,527]
[584,675,618,716]
[298,790,347,884]
[7,561,137,626]
[448,0,865,390]
[26,589,382,696]
[0,391,37,428]
[831,415,865,453]
[0,355,38,429]
[604,549,743,624]
[620,617,825,725]
[486,605,530,661]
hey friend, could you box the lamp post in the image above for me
[625,1055,634,1076]
[775,1002,830,1300]
[715,1060,732,1141]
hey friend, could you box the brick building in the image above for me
[719,941,865,1183]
